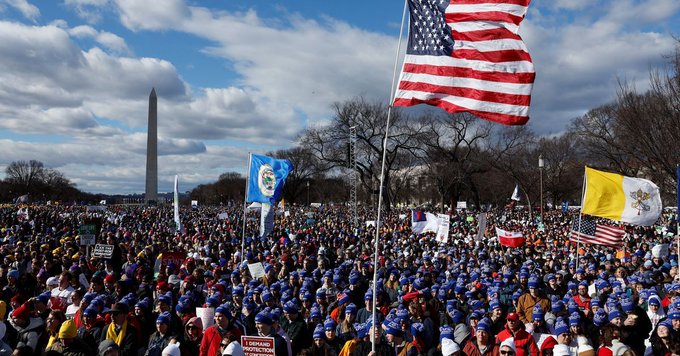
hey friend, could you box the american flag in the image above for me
[570,217,625,247]
[393,0,535,125]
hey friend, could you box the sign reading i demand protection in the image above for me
[241,336,274,356]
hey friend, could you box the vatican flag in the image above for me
[582,167,662,226]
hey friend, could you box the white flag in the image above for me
[511,184,523,201]
[260,203,275,238]
[173,175,182,232]
[411,210,439,234]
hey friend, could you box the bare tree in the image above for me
[299,98,427,210]
[417,113,492,210]
[5,160,46,192]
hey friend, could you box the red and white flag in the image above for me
[393,0,535,125]
[496,227,526,247]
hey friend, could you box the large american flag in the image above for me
[570,217,626,248]
[393,0,535,125]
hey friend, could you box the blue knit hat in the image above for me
[554,318,569,335]
[568,312,580,326]
[324,318,337,331]
[621,298,635,313]
[384,320,402,337]
[215,305,231,318]
[593,309,607,327]
[608,310,622,321]
[476,318,491,333]
[156,312,171,325]
[345,303,357,315]
[283,301,299,314]
[411,322,424,338]
[255,310,273,325]
[439,325,454,342]
[83,306,99,318]
[313,324,325,339]
[532,305,545,321]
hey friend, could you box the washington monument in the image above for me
[145,88,158,204]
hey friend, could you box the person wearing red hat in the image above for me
[496,313,539,356]
[9,303,45,353]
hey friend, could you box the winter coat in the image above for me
[9,317,43,353]
[496,325,540,356]
[516,293,551,324]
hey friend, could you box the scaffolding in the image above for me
[349,126,358,228]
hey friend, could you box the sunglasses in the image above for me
[186,325,198,330]
[220,343,229,347]
[500,351,515,355]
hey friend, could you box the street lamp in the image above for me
[538,154,544,222]
[306,181,310,206]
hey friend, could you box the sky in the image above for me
[0,0,679,195]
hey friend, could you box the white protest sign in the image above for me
[456,201,467,209]
[366,220,376,227]
[196,307,214,329]
[248,262,266,279]
[435,214,450,243]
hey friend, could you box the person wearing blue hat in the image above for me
[384,320,414,355]
[78,305,104,352]
[461,317,498,355]
[573,281,591,317]
[200,304,242,356]
[356,292,374,324]
[300,324,334,355]
[516,276,550,325]
[145,312,174,356]
[280,301,307,355]
[649,318,676,355]
[253,310,288,356]
[336,303,357,344]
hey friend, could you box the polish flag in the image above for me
[496,228,526,248]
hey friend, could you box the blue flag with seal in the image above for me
[247,154,294,205]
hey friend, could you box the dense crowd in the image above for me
[0,203,678,356]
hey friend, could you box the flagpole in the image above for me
[241,152,252,265]
[676,164,679,276]
[575,167,587,271]
[371,0,408,352]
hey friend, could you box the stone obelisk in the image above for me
[145,88,158,205]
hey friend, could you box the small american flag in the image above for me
[393,0,535,125]
[570,217,625,247]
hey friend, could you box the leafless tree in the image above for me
[299,97,427,210]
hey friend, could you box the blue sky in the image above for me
[0,0,679,195]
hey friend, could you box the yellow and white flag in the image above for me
[582,167,662,226]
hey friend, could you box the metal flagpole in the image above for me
[241,152,252,265]
[676,164,679,277]
[575,168,587,271]
[371,0,408,352]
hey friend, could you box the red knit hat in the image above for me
[11,304,30,320]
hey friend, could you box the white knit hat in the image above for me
[441,338,460,356]
[161,342,181,356]
[500,337,517,352]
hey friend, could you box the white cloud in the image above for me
[115,0,189,31]
[64,0,110,24]
[1,0,39,21]
[69,25,131,54]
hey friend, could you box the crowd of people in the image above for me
[0,202,678,356]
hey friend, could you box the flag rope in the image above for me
[372,0,408,352]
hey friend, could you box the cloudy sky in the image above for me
[0,0,678,195]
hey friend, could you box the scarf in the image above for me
[106,321,128,346]
[46,333,57,350]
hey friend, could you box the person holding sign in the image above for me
[253,310,289,356]
[200,305,242,356]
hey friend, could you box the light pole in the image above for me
[538,154,544,222]
[306,181,310,206]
